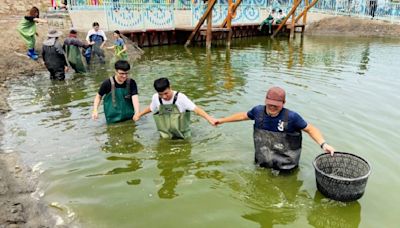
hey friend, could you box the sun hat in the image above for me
[47,30,63,38]
[266,86,286,107]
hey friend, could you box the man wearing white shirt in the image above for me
[137,78,217,139]
[85,22,107,64]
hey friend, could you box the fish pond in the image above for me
[2,36,400,227]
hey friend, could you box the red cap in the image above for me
[266,87,285,107]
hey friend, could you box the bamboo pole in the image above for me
[295,0,319,23]
[290,0,297,39]
[220,0,243,28]
[227,0,233,47]
[206,3,213,49]
[303,0,309,24]
[185,0,218,47]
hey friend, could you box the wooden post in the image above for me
[290,0,296,39]
[220,0,242,28]
[295,0,319,23]
[304,0,309,25]
[227,0,233,47]
[206,2,213,49]
[185,0,217,47]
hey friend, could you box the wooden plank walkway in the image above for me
[121,23,305,47]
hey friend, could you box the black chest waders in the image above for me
[253,109,302,170]
[153,92,191,139]
[103,77,135,124]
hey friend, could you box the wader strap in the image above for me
[109,77,116,107]
[173,92,179,104]
[126,78,131,98]
[283,109,289,131]
[158,91,180,105]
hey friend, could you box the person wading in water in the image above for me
[216,86,335,171]
[136,77,217,139]
[92,60,140,124]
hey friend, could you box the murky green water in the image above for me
[2,36,400,227]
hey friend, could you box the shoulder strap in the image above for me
[126,78,131,94]
[158,96,163,105]
[109,77,116,107]
[283,109,289,131]
[173,92,180,104]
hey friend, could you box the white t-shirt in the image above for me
[86,29,107,42]
[150,91,196,113]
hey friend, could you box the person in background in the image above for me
[216,86,335,171]
[85,22,107,64]
[17,6,47,60]
[369,0,378,20]
[275,9,287,24]
[92,60,140,124]
[63,29,89,73]
[136,77,217,139]
[51,0,67,10]
[106,30,128,61]
[42,30,68,80]
[258,8,276,34]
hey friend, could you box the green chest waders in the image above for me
[17,18,36,49]
[153,92,191,139]
[103,77,135,124]
[253,109,302,170]
[115,45,128,60]
[65,45,86,73]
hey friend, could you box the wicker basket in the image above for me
[313,152,371,202]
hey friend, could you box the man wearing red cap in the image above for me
[216,86,335,171]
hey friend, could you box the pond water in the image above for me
[2,36,400,227]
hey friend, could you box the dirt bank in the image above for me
[0,153,57,227]
[0,11,60,227]
[305,16,400,38]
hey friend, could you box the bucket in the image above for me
[313,152,371,202]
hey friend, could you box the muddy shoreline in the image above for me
[1,13,400,227]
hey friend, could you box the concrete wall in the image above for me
[67,9,335,32]
[174,10,192,27]
[69,11,108,31]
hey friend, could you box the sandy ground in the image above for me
[305,16,400,37]
[0,12,400,227]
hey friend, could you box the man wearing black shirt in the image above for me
[92,60,140,124]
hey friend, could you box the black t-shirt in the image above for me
[98,77,138,97]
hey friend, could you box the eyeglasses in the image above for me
[117,71,129,76]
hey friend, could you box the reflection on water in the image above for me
[88,123,144,180]
[308,191,361,228]
[155,139,192,199]
[239,170,307,227]
[358,43,370,75]
[2,36,400,227]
